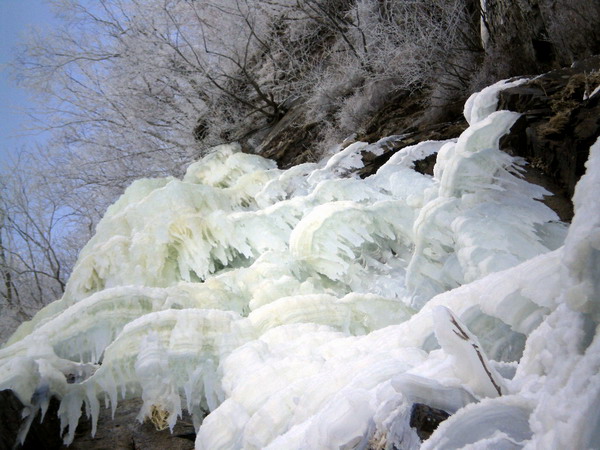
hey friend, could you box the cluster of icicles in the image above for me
[1,78,599,449]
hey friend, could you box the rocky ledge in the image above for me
[253,58,600,222]
[499,56,600,221]
[0,390,195,450]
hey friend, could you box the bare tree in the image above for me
[0,160,77,321]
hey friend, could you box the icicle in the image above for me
[58,388,85,446]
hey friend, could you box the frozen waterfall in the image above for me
[1,79,598,449]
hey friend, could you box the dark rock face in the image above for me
[250,88,469,173]
[249,56,600,225]
[355,87,469,177]
[344,59,600,223]
[478,0,600,84]
[0,390,62,450]
[68,398,195,450]
[0,390,195,450]
[252,101,322,169]
[409,402,451,441]
[356,119,468,178]
[499,57,600,221]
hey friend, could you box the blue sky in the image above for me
[0,0,59,166]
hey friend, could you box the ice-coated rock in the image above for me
[1,82,597,449]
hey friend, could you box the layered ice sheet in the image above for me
[1,80,597,449]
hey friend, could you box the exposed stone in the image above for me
[249,87,469,174]
[0,390,62,450]
[241,59,600,226]
[0,390,196,450]
[356,119,468,178]
[499,57,600,221]
[358,89,431,142]
[252,100,322,169]
[344,86,470,177]
[69,398,195,450]
[409,402,451,442]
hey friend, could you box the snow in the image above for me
[0,80,598,449]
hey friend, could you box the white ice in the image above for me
[0,80,597,449]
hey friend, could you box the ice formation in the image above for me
[1,79,598,450]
